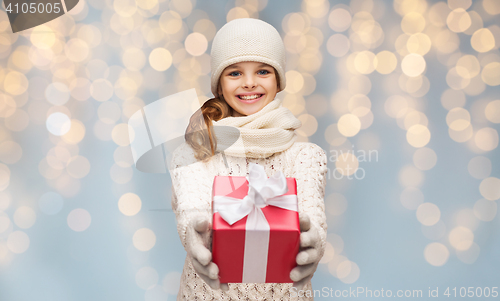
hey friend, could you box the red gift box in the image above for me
[212,165,300,283]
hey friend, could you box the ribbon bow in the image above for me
[213,163,298,228]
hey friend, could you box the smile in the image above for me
[237,94,264,103]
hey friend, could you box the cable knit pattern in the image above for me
[170,141,327,301]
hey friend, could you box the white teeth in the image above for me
[239,94,261,100]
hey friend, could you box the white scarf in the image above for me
[212,99,302,159]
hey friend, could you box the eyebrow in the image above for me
[225,63,271,70]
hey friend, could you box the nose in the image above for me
[242,74,257,89]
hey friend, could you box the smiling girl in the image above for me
[170,18,327,300]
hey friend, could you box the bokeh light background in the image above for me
[0,0,499,300]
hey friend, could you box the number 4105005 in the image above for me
[5,2,62,14]
[444,287,498,298]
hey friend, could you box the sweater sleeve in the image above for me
[292,143,328,257]
[170,143,213,250]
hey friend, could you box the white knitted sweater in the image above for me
[170,141,328,301]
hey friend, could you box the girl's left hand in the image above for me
[290,213,321,290]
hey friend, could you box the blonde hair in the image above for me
[185,69,280,161]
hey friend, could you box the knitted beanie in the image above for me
[210,18,286,98]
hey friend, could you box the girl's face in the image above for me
[218,61,278,117]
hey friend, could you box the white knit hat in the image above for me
[210,18,286,98]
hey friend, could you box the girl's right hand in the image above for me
[186,216,229,291]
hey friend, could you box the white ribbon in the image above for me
[213,163,298,283]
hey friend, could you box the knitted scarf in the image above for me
[212,98,302,159]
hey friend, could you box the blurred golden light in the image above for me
[335,153,359,176]
[133,228,156,251]
[481,62,500,86]
[446,67,470,89]
[384,95,411,118]
[421,220,446,240]
[327,254,348,277]
[324,123,347,146]
[284,13,308,35]
[303,0,329,19]
[159,11,183,35]
[122,48,146,71]
[399,165,424,187]
[193,19,217,42]
[30,25,56,49]
[401,53,426,77]
[0,192,11,211]
[394,0,428,15]
[284,71,304,94]
[471,28,495,53]
[0,94,17,118]
[337,114,361,137]
[327,34,350,58]
[464,75,486,96]
[424,242,449,266]
[325,193,347,216]
[7,230,30,254]
[114,77,138,100]
[98,101,121,124]
[485,100,500,123]
[337,260,360,284]
[474,127,499,151]
[401,12,426,34]
[67,208,91,232]
[114,0,137,17]
[66,156,91,179]
[483,0,500,15]
[413,147,437,171]
[328,8,352,32]
[448,0,472,10]
[473,198,497,221]
[446,8,471,33]
[348,94,371,117]
[62,119,86,144]
[118,192,142,216]
[3,71,28,96]
[479,177,500,200]
[184,33,208,57]
[112,123,134,147]
[13,206,36,229]
[0,213,10,233]
[114,146,133,168]
[446,107,471,130]
[454,208,479,231]
[416,202,441,226]
[298,48,322,73]
[468,156,492,179]
[464,11,484,35]
[406,124,430,147]
[110,164,133,184]
[46,112,71,136]
[353,51,376,74]
[449,123,473,143]
[38,158,63,180]
[456,55,480,79]
[226,7,250,22]
[348,75,371,95]
[0,141,22,164]
[400,187,424,210]
[407,33,432,55]
[449,226,474,250]
[434,29,460,53]
[456,242,480,264]
[319,242,335,264]
[5,109,28,132]
[428,2,450,27]
[11,46,32,71]
[284,33,307,54]
[296,114,318,137]
[375,51,397,74]
[90,79,114,102]
[282,94,306,115]
[64,38,89,63]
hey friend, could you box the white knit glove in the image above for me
[186,216,229,291]
[290,213,322,289]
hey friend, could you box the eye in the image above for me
[228,71,241,77]
[258,69,270,75]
